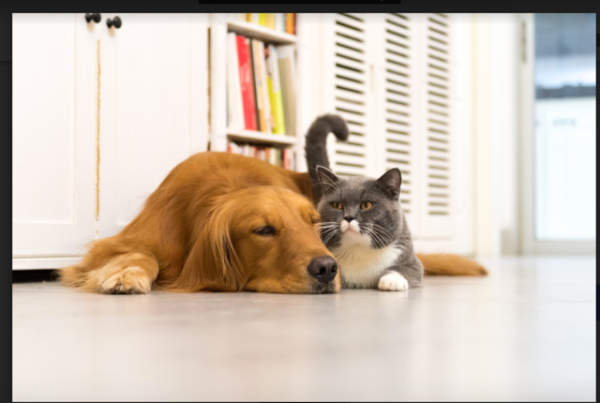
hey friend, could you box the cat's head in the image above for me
[315,166,403,250]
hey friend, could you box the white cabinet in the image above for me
[13,14,97,261]
[96,13,208,238]
[13,13,208,269]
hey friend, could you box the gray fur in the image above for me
[304,114,349,204]
[304,114,423,289]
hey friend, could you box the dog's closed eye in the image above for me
[253,226,276,236]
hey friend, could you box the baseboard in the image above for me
[12,256,82,271]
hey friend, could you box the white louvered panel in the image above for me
[428,118,449,132]
[335,142,363,155]
[330,13,369,178]
[386,111,410,126]
[333,164,365,176]
[381,13,416,217]
[386,141,410,154]
[346,134,366,146]
[334,89,364,106]
[386,50,410,65]
[417,13,454,237]
[335,66,365,85]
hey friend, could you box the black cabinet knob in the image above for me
[85,13,101,24]
[107,16,122,29]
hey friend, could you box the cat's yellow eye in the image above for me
[360,202,373,211]
[331,202,343,210]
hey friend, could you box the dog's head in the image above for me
[180,186,340,294]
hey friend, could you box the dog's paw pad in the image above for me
[101,266,151,295]
[378,271,409,292]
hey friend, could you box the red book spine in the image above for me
[236,35,257,131]
[293,13,296,35]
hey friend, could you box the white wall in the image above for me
[470,14,520,257]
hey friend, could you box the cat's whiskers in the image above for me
[323,229,338,245]
[361,223,392,248]
[363,227,384,248]
[317,221,340,245]
[322,227,340,245]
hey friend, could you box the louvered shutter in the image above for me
[415,13,454,238]
[319,13,456,242]
[323,13,372,178]
[376,14,418,227]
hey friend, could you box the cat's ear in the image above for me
[316,166,340,195]
[376,168,402,198]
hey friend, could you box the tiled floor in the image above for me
[13,257,596,401]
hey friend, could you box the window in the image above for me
[533,14,596,241]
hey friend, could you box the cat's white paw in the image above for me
[378,271,408,292]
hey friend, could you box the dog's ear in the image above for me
[316,166,340,196]
[173,205,244,292]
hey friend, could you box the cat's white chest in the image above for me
[331,234,402,288]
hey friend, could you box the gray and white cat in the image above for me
[305,114,423,291]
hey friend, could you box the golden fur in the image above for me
[417,253,488,276]
[60,152,485,295]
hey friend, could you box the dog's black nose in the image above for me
[307,256,338,284]
[344,216,354,222]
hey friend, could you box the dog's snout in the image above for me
[307,256,338,284]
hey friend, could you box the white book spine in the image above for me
[226,33,244,130]
[276,45,296,137]
[258,41,272,134]
[275,13,284,32]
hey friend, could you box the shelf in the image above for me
[226,20,297,45]
[227,129,297,146]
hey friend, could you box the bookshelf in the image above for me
[227,129,297,146]
[209,13,310,171]
[226,20,297,45]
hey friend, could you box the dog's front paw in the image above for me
[378,271,408,292]
[100,266,152,294]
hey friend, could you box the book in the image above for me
[236,36,257,131]
[251,39,272,134]
[276,13,285,32]
[286,13,294,34]
[258,13,266,26]
[249,38,261,131]
[283,148,294,170]
[277,45,296,137]
[226,140,289,168]
[265,45,285,135]
[266,14,276,29]
[226,33,245,130]
[247,13,259,24]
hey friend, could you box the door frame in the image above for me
[518,13,596,255]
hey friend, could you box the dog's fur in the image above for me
[60,151,485,295]
[60,152,339,294]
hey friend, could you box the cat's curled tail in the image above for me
[417,253,488,276]
[305,114,349,203]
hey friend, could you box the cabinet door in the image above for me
[96,14,208,238]
[13,14,97,259]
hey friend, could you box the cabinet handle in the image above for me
[85,13,101,24]
[107,16,122,29]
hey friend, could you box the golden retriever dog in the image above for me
[60,152,485,295]
[61,152,339,294]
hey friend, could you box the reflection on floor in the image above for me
[13,257,595,401]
